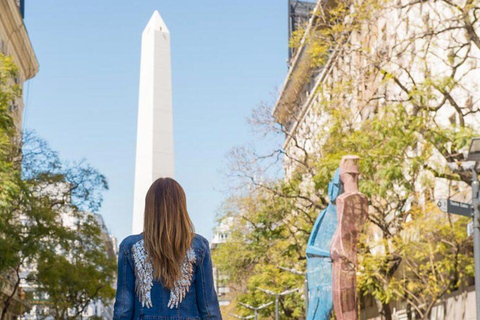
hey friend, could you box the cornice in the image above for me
[0,0,38,80]
[272,1,324,123]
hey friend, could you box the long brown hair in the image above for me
[143,177,195,289]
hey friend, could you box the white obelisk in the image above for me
[132,11,174,234]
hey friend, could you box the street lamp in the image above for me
[238,301,273,320]
[257,287,300,320]
[466,137,480,320]
[278,266,308,312]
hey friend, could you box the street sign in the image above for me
[468,220,474,237]
[437,199,472,217]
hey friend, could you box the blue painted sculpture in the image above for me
[306,169,342,320]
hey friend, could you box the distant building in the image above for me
[211,216,234,248]
[18,183,117,319]
[0,1,38,319]
[211,216,235,307]
[95,214,118,260]
[21,210,117,320]
[92,214,118,319]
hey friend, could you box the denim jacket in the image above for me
[113,233,222,320]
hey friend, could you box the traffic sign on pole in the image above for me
[437,199,472,217]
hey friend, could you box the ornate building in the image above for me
[0,1,38,319]
[274,0,479,319]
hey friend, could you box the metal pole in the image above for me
[277,266,308,316]
[275,295,279,320]
[472,166,480,320]
[304,276,308,313]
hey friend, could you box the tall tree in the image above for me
[359,203,474,319]
[214,0,479,319]
[0,55,115,318]
[0,54,28,319]
[20,133,115,319]
[34,212,116,319]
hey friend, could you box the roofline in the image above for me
[282,45,340,148]
[0,0,39,80]
[272,0,324,118]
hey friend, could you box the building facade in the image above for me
[0,0,38,132]
[21,210,118,320]
[274,0,479,319]
[0,1,38,319]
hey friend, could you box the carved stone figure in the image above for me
[306,168,342,319]
[330,156,368,320]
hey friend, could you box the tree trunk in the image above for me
[1,266,21,320]
[407,304,412,320]
[382,302,392,320]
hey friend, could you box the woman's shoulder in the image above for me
[192,233,209,248]
[119,233,209,248]
[119,233,143,250]
[191,233,211,261]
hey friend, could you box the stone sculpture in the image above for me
[306,168,342,319]
[330,156,368,320]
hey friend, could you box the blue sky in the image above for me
[24,1,289,242]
